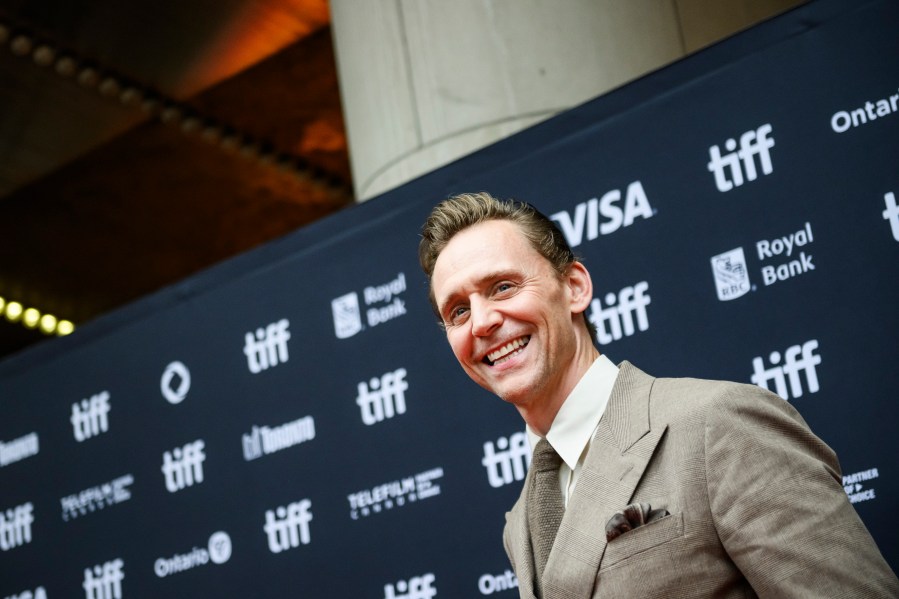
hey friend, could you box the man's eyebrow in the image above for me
[437,269,520,314]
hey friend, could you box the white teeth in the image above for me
[488,337,529,364]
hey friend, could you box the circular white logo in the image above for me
[161,361,191,404]
[208,531,232,565]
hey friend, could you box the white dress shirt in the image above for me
[526,354,619,506]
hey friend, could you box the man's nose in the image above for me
[470,298,502,336]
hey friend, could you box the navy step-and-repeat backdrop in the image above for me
[2,0,897,597]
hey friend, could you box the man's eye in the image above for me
[447,306,469,324]
[495,282,514,294]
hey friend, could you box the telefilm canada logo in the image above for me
[549,180,655,249]
[710,221,816,301]
[154,531,232,578]
[332,272,408,339]
[60,474,134,521]
[347,468,443,519]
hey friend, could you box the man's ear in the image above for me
[566,261,593,315]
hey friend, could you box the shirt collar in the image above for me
[527,354,619,469]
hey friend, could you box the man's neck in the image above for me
[518,344,600,437]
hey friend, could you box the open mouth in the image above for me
[483,336,530,366]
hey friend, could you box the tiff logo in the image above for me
[71,391,111,442]
[82,559,124,599]
[588,282,651,345]
[0,502,34,551]
[482,432,530,489]
[161,440,206,493]
[243,318,291,373]
[357,368,409,426]
[384,573,438,599]
[884,191,899,241]
[751,339,821,401]
[707,123,775,192]
[264,499,312,554]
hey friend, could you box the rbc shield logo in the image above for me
[710,248,750,301]
[332,292,363,339]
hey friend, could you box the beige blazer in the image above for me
[503,362,898,598]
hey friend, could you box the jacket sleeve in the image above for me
[704,384,899,597]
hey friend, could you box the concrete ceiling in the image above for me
[0,0,353,358]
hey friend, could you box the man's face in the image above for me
[431,219,586,410]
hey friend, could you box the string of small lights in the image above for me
[0,296,75,336]
[0,18,351,200]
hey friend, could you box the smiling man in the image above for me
[418,192,897,599]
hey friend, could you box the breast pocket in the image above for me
[600,512,684,570]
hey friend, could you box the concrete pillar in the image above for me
[331,0,805,201]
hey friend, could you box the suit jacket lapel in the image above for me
[542,362,667,598]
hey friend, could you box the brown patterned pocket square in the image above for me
[605,502,670,542]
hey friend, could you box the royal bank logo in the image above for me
[264,499,312,554]
[162,440,206,493]
[154,531,232,578]
[0,431,39,468]
[756,222,815,286]
[710,248,751,301]
[884,191,899,242]
[332,272,408,339]
[71,391,111,442]
[588,281,651,345]
[60,474,134,522]
[0,502,33,551]
[482,432,530,489]
[357,368,409,426]
[750,339,821,401]
[243,318,291,373]
[82,559,124,599]
[242,415,315,461]
[711,221,817,301]
[384,573,437,599]
[843,467,879,504]
[348,468,443,520]
[550,181,655,248]
[479,570,519,595]
[707,123,775,193]
[160,361,191,405]
[4,586,47,599]
[332,292,363,339]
